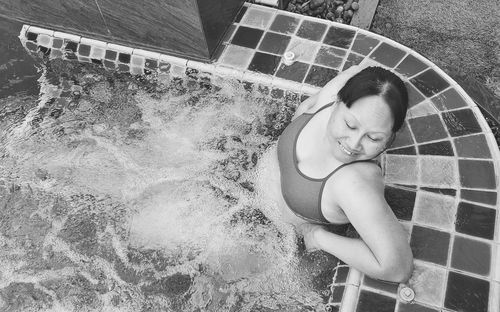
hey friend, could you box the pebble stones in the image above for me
[286,0,359,24]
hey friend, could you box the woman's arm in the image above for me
[301,165,413,283]
[292,65,366,120]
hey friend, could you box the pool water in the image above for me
[0,20,345,311]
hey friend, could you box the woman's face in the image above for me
[326,95,394,163]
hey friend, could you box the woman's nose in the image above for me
[347,133,363,150]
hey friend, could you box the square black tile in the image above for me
[417,140,454,156]
[296,20,327,41]
[77,44,91,57]
[431,88,468,111]
[455,201,496,240]
[410,225,450,265]
[27,32,38,41]
[330,285,345,303]
[351,32,379,56]
[118,53,131,64]
[444,272,489,312]
[314,45,345,68]
[451,235,491,275]
[369,42,406,68]
[248,52,281,75]
[64,41,78,52]
[323,26,356,49]
[356,290,396,312]
[105,50,117,61]
[458,159,496,190]
[384,186,416,221]
[258,32,291,55]
[304,65,338,87]
[442,108,482,137]
[335,266,349,283]
[269,14,300,34]
[408,114,448,143]
[395,54,429,77]
[454,134,492,158]
[342,53,365,71]
[275,61,309,83]
[410,69,450,97]
[461,189,497,206]
[231,26,264,49]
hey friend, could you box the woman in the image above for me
[264,65,413,283]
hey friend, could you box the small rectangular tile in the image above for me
[410,225,450,265]
[64,40,79,52]
[351,32,379,56]
[105,49,117,61]
[258,32,291,55]
[369,42,406,68]
[231,26,264,49]
[451,235,491,276]
[408,262,447,307]
[410,68,450,97]
[248,52,281,75]
[417,140,454,156]
[395,54,429,77]
[314,45,346,69]
[413,191,456,230]
[419,187,456,197]
[275,61,310,83]
[444,272,489,312]
[431,87,469,111]
[304,65,338,87]
[460,189,497,206]
[269,14,300,34]
[385,186,416,221]
[408,114,448,143]
[356,290,396,312]
[454,134,492,158]
[442,108,482,137]
[234,5,247,23]
[419,156,457,188]
[52,38,63,49]
[118,53,131,64]
[323,25,356,49]
[458,159,496,189]
[455,201,496,240]
[296,19,327,41]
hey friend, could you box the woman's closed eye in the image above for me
[345,121,355,129]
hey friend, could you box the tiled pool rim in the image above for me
[18,3,500,312]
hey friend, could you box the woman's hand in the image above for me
[297,223,323,252]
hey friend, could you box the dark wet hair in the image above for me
[337,66,409,132]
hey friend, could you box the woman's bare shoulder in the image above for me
[328,161,384,195]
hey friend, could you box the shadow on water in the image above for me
[0,17,41,99]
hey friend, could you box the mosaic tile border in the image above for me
[18,3,500,312]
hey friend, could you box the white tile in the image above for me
[90,46,106,59]
[19,24,30,38]
[413,191,456,231]
[79,37,106,48]
[408,261,446,307]
[131,55,145,67]
[133,49,161,60]
[384,155,419,185]
[407,101,439,119]
[53,31,80,42]
[28,25,55,36]
[419,156,457,188]
[286,37,321,64]
[186,60,216,73]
